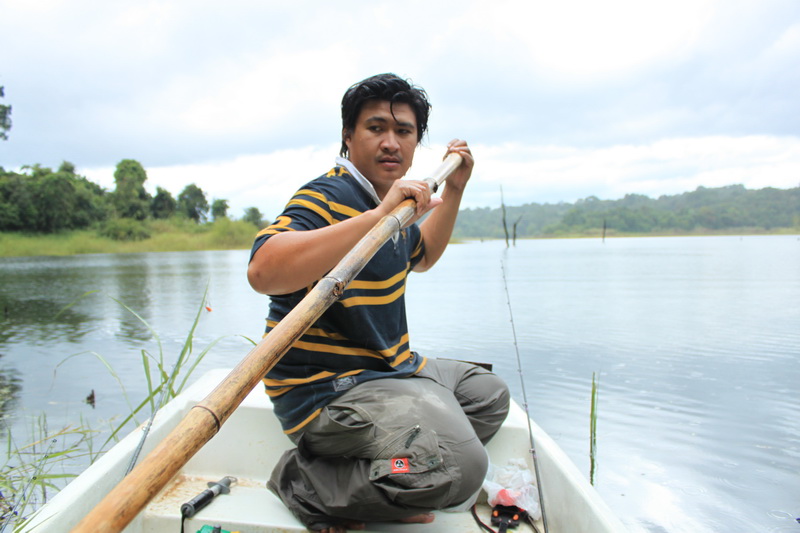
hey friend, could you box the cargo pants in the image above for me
[267,358,511,531]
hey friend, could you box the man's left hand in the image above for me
[444,139,474,193]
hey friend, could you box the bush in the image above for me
[209,218,257,248]
[98,218,151,241]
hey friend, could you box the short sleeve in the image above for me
[249,184,337,262]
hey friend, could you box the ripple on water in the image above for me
[764,510,800,533]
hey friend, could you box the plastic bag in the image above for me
[482,458,541,520]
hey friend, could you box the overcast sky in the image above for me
[1,0,798,220]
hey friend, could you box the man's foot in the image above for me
[398,513,436,524]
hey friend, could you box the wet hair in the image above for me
[339,73,431,157]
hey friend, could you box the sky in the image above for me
[1,0,799,220]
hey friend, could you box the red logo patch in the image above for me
[390,458,410,473]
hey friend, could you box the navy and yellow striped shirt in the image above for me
[249,166,427,434]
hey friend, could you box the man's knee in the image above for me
[464,370,511,444]
[447,438,489,507]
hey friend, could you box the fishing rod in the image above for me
[501,260,549,533]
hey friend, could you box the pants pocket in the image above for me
[368,425,449,508]
[370,425,443,476]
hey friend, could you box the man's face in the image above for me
[344,99,418,198]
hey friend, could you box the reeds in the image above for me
[1,417,97,531]
[589,371,599,486]
[0,288,236,530]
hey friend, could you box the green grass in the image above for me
[0,218,258,258]
[5,220,796,259]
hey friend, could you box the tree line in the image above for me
[454,184,800,239]
[0,159,266,238]
[3,159,796,240]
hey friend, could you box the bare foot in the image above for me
[399,512,436,524]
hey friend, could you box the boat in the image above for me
[21,368,626,533]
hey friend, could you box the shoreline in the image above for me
[2,227,798,258]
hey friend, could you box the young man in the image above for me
[247,73,510,533]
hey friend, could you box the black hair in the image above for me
[339,73,431,157]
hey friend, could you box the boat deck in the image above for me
[149,473,540,532]
[22,369,623,533]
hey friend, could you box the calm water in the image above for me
[0,236,798,532]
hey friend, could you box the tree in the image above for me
[35,169,83,232]
[151,186,176,219]
[177,183,209,223]
[242,206,263,227]
[0,86,11,141]
[0,163,108,232]
[0,169,37,230]
[211,198,229,221]
[112,159,151,220]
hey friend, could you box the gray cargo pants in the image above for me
[267,358,510,530]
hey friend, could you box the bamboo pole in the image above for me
[72,153,463,533]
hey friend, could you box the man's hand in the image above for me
[412,138,474,272]
[375,178,442,225]
[443,139,474,193]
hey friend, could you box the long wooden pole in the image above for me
[72,153,463,533]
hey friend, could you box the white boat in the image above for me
[22,368,626,533]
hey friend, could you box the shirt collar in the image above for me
[334,156,400,244]
[335,156,381,206]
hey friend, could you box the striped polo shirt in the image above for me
[250,165,427,434]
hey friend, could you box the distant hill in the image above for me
[453,185,800,239]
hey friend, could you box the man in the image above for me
[247,73,510,533]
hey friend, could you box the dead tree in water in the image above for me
[602,218,607,243]
[512,215,523,246]
[501,187,523,247]
[501,186,509,248]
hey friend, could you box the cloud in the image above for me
[463,135,800,208]
[461,0,713,80]
[3,0,799,213]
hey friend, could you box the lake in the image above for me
[0,236,798,532]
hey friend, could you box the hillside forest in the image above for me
[454,185,799,240]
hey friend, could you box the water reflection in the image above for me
[0,285,93,345]
[108,255,154,343]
